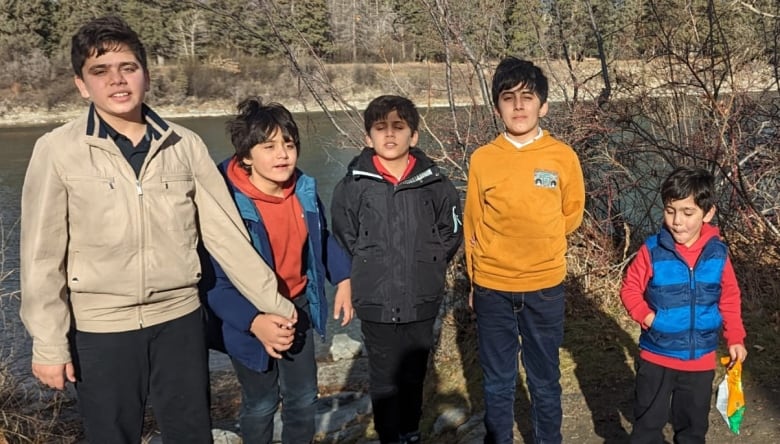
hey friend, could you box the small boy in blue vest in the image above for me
[620,166,747,443]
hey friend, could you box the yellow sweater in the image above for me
[464,132,585,291]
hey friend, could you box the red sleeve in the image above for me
[620,245,654,329]
[719,255,746,346]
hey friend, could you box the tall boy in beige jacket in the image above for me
[20,16,295,444]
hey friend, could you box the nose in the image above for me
[108,68,126,85]
[514,96,524,110]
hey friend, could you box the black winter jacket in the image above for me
[331,148,463,323]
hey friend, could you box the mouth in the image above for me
[111,92,131,99]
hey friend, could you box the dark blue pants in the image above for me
[631,358,714,444]
[231,298,317,444]
[361,318,436,444]
[473,283,565,444]
[72,308,212,444]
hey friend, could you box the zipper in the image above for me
[137,178,146,328]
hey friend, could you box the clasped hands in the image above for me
[250,309,298,359]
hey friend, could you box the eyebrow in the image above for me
[87,61,140,72]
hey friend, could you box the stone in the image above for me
[330,333,364,361]
[433,406,470,435]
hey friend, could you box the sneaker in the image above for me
[399,431,421,443]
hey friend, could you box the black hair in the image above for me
[71,15,148,77]
[363,95,420,135]
[661,166,716,213]
[226,97,300,172]
[491,57,549,107]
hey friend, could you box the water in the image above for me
[0,112,362,380]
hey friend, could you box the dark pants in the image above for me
[231,298,317,444]
[473,283,566,444]
[361,318,436,444]
[631,358,714,444]
[71,308,212,444]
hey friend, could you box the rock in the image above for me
[212,428,242,444]
[433,406,470,435]
[454,414,486,444]
[145,429,240,444]
[330,333,364,361]
[316,391,372,435]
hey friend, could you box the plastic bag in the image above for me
[715,356,745,434]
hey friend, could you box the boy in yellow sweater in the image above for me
[464,57,585,444]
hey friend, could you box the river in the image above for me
[0,112,361,380]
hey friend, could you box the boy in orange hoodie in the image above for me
[463,57,585,444]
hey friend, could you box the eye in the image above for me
[285,143,296,150]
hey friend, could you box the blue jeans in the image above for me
[231,299,317,444]
[473,283,565,444]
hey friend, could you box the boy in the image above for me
[463,57,585,444]
[331,95,463,444]
[204,97,352,444]
[19,16,295,444]
[620,166,747,443]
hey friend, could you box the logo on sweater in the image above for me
[533,169,558,188]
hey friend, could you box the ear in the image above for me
[74,76,90,100]
[703,205,716,223]
[410,131,419,147]
[539,101,549,118]
[364,134,373,148]
[144,69,151,92]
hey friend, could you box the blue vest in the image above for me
[638,227,726,360]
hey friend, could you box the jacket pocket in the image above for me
[415,249,447,298]
[157,174,197,247]
[351,253,384,303]
[64,175,122,247]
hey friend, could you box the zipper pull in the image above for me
[136,179,143,196]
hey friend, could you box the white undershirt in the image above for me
[504,127,543,149]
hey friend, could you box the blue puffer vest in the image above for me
[638,226,727,360]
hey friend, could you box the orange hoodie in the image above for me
[227,158,308,299]
[464,132,585,292]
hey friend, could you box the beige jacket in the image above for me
[20,105,294,365]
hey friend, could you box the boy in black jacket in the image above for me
[331,95,463,443]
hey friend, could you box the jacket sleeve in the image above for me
[20,134,73,365]
[562,150,586,235]
[719,255,746,346]
[188,134,294,318]
[330,177,358,257]
[318,196,351,284]
[619,245,654,328]
[437,177,464,262]
[205,255,261,333]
